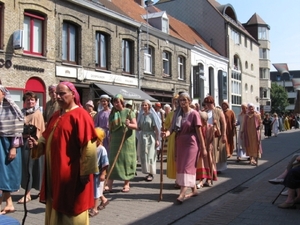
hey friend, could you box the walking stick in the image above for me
[257,120,262,167]
[105,110,131,187]
[211,120,220,185]
[235,126,238,160]
[22,125,37,225]
[158,113,165,202]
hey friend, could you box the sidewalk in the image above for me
[5,128,300,225]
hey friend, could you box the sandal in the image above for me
[203,182,213,187]
[196,183,203,189]
[122,186,130,193]
[145,174,153,182]
[88,209,99,217]
[97,200,110,210]
[17,196,31,204]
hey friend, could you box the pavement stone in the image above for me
[3,128,300,225]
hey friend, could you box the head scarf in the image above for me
[60,81,83,108]
[137,100,162,133]
[98,94,113,112]
[48,84,57,92]
[109,94,125,132]
[0,85,24,137]
[171,92,191,133]
[137,99,162,152]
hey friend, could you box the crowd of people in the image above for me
[1,81,298,225]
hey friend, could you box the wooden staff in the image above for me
[22,125,37,225]
[235,126,238,159]
[105,110,131,187]
[257,119,262,167]
[211,120,220,185]
[158,112,165,202]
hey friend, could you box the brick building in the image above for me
[0,0,57,111]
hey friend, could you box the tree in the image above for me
[270,83,289,113]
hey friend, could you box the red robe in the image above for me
[40,108,97,216]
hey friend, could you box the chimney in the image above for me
[135,0,145,7]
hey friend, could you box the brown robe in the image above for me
[223,109,236,156]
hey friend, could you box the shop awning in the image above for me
[92,83,157,101]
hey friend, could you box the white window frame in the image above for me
[231,29,240,45]
[231,71,242,105]
[122,39,132,73]
[23,12,44,55]
[62,22,77,63]
[162,51,170,76]
[178,56,185,80]
[144,47,152,74]
[95,32,108,69]
[258,27,269,40]
[259,48,269,59]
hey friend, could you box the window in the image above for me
[245,83,248,93]
[23,12,44,55]
[263,89,267,98]
[245,61,248,69]
[178,56,185,80]
[260,68,270,79]
[122,39,133,74]
[162,51,171,76]
[231,71,241,105]
[250,41,253,51]
[95,32,108,70]
[231,29,240,45]
[259,48,269,59]
[144,46,153,74]
[258,27,269,40]
[244,37,247,48]
[162,18,169,33]
[62,22,78,64]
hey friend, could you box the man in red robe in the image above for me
[29,81,98,225]
[221,101,236,158]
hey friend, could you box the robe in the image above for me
[33,107,98,220]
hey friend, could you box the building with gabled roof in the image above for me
[104,0,228,105]
[156,0,261,113]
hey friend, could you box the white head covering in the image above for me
[97,94,113,112]
[137,99,162,135]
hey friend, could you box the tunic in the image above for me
[263,118,272,137]
[176,109,201,187]
[196,124,217,181]
[272,118,279,136]
[236,113,247,158]
[21,108,45,191]
[165,111,176,179]
[243,112,262,158]
[37,107,98,219]
[109,108,136,180]
[0,137,21,192]
[223,109,236,156]
[0,100,23,192]
[138,113,157,175]
[94,109,111,156]
[208,108,227,171]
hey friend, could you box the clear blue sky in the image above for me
[154,0,300,71]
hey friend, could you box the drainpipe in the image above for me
[137,27,141,89]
